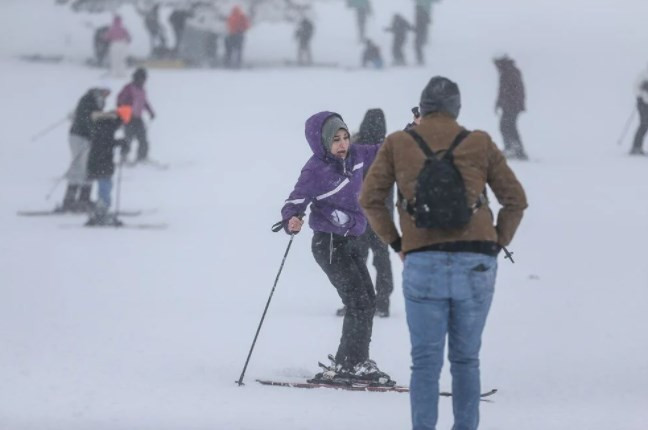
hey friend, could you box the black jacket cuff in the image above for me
[390,238,402,253]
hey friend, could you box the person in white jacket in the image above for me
[631,66,648,155]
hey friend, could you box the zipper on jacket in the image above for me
[329,233,333,264]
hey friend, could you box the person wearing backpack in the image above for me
[360,76,527,430]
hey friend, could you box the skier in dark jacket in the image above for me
[337,109,393,318]
[62,87,110,212]
[630,65,648,155]
[494,54,528,160]
[280,111,394,386]
[385,14,413,66]
[86,105,132,226]
[295,17,314,65]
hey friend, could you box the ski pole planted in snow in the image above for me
[236,217,302,386]
[617,108,637,146]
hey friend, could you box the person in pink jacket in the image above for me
[117,68,156,162]
[103,15,131,77]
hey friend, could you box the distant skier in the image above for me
[138,3,168,57]
[385,13,413,66]
[295,17,314,66]
[224,6,250,69]
[361,38,383,69]
[61,87,111,212]
[93,26,110,67]
[169,8,192,54]
[117,68,156,163]
[280,111,394,386]
[630,65,648,155]
[103,15,131,77]
[346,0,372,42]
[86,105,132,226]
[413,0,440,65]
[494,54,528,160]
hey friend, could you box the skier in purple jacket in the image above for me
[281,111,394,386]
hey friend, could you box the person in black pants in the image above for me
[631,68,648,155]
[337,108,394,318]
[494,54,528,160]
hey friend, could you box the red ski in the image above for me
[256,379,498,398]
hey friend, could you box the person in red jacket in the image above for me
[224,6,250,68]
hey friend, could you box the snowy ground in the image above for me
[1,1,648,429]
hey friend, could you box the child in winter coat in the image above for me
[85,105,132,226]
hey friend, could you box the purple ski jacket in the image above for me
[281,111,381,237]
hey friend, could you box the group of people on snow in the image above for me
[62,68,155,226]
[95,5,252,71]
[280,73,527,429]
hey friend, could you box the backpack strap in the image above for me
[406,128,472,160]
[406,129,436,159]
[445,129,471,159]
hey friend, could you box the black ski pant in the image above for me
[122,117,149,161]
[358,227,394,313]
[632,99,648,152]
[392,36,406,65]
[500,109,526,157]
[312,232,375,368]
[225,34,245,68]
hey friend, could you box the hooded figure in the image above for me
[280,111,394,386]
[631,64,648,155]
[494,55,528,159]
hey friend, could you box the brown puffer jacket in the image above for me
[359,113,527,254]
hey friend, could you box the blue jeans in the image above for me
[96,178,113,210]
[403,251,497,430]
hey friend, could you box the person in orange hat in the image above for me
[85,106,132,226]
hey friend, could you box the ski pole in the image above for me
[114,157,124,219]
[617,107,637,146]
[30,115,70,142]
[44,149,84,200]
[236,218,301,386]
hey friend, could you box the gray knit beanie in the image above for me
[419,76,461,118]
[321,115,349,153]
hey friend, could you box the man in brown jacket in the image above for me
[360,76,527,430]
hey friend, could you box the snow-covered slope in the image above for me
[1,1,647,429]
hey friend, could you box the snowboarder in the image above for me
[360,76,527,430]
[295,17,314,66]
[385,13,413,66]
[346,0,372,42]
[117,68,156,163]
[280,111,393,385]
[630,64,648,155]
[85,105,132,226]
[224,6,250,69]
[102,15,131,77]
[361,38,383,69]
[494,54,528,160]
[61,87,111,212]
[337,109,393,318]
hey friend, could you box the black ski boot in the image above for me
[60,184,79,212]
[349,359,395,386]
[77,185,95,212]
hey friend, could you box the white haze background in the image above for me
[1,0,648,429]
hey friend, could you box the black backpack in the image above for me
[400,129,480,229]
